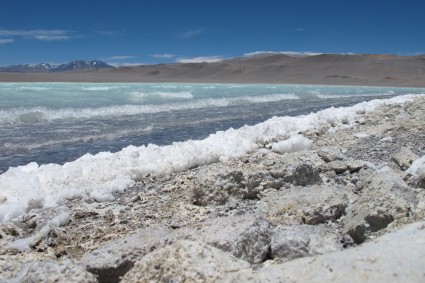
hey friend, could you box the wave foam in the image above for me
[0,94,422,223]
[130,91,194,100]
[21,87,51,91]
[81,86,113,91]
[0,93,299,125]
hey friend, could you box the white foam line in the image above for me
[0,94,423,223]
[0,94,299,125]
[130,91,194,99]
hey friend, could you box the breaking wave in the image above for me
[130,91,194,100]
[0,93,300,125]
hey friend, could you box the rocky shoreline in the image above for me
[1,96,425,282]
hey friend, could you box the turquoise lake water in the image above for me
[1,82,424,172]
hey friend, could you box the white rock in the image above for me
[121,240,249,283]
[228,221,425,282]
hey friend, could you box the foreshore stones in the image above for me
[270,225,341,261]
[81,225,177,283]
[317,146,346,162]
[392,147,419,170]
[191,150,323,206]
[406,155,425,189]
[343,169,417,243]
[260,185,351,225]
[226,221,425,282]
[121,240,249,283]
[0,255,96,283]
[199,216,273,264]
[320,159,367,174]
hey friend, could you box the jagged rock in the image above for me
[191,165,252,205]
[317,146,346,162]
[281,161,321,186]
[270,225,341,260]
[391,147,419,170]
[227,221,425,282]
[199,216,273,264]
[276,151,324,187]
[320,159,367,174]
[121,240,249,283]
[343,169,417,243]
[260,185,352,225]
[414,172,425,189]
[406,155,425,189]
[191,151,323,206]
[80,225,177,283]
[0,255,96,283]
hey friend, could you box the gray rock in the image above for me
[343,169,417,243]
[260,185,351,225]
[191,151,323,206]
[80,224,177,283]
[281,161,321,186]
[227,221,425,283]
[406,155,425,189]
[200,216,273,264]
[121,240,249,283]
[317,146,346,162]
[415,173,425,189]
[320,159,367,174]
[0,256,96,283]
[191,165,258,206]
[270,225,341,260]
[391,147,419,170]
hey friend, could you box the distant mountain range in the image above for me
[0,60,113,72]
[0,54,424,87]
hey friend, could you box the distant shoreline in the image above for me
[1,54,425,87]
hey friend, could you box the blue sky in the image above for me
[0,0,424,66]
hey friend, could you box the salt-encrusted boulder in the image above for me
[320,159,367,174]
[391,147,419,171]
[227,221,425,282]
[406,155,425,189]
[80,224,177,283]
[199,216,273,264]
[191,150,323,206]
[0,255,96,283]
[280,161,321,186]
[121,240,249,283]
[343,169,417,243]
[317,146,346,162]
[260,185,352,225]
[191,165,251,206]
[276,150,323,186]
[270,225,342,261]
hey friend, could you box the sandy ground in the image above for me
[1,54,425,87]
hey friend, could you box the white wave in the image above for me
[0,94,298,125]
[81,86,112,91]
[130,91,194,99]
[19,86,50,91]
[151,85,192,89]
[240,93,299,102]
[315,92,394,99]
[0,94,422,223]
[1,126,155,152]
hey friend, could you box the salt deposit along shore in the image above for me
[1,94,425,282]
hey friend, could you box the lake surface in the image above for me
[1,82,424,172]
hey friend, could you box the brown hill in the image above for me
[1,54,424,87]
